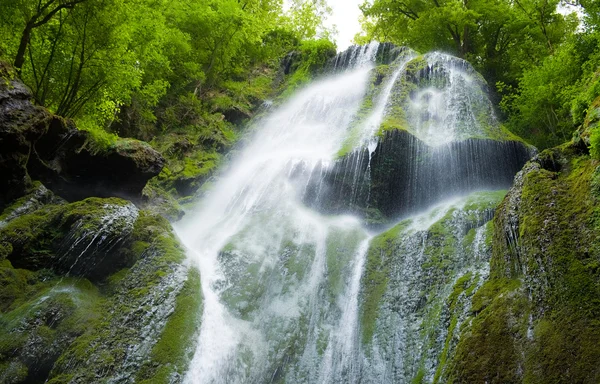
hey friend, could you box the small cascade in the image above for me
[329,42,380,71]
[358,192,501,383]
[404,52,500,145]
[302,52,533,223]
[318,238,370,383]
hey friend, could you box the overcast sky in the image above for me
[283,0,364,51]
[325,0,363,51]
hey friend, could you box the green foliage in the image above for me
[358,0,598,149]
[281,38,337,96]
[0,0,335,148]
[285,0,335,41]
[500,32,600,149]
[358,0,575,88]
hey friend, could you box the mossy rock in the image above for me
[0,197,201,383]
[358,191,504,382]
[0,182,63,227]
[0,197,138,280]
[150,132,225,198]
[48,210,201,383]
[0,276,103,383]
[0,68,164,205]
[447,141,600,382]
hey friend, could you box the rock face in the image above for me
[445,141,600,383]
[357,191,504,383]
[0,66,164,207]
[0,197,138,280]
[0,65,51,206]
[294,50,535,225]
[0,191,201,384]
[303,129,533,224]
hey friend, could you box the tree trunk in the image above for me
[14,22,35,74]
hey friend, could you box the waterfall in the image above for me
[176,43,531,383]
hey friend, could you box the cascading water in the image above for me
[177,43,380,383]
[176,43,532,383]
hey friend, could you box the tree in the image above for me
[12,0,89,74]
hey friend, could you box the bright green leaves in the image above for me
[0,0,335,142]
[285,0,335,41]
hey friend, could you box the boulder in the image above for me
[0,65,165,207]
[0,197,138,281]
[302,129,533,224]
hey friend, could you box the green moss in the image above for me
[446,281,529,383]
[80,124,119,153]
[150,132,224,197]
[137,268,202,383]
[377,107,409,137]
[48,209,192,382]
[0,276,103,382]
[411,366,426,384]
[280,39,337,98]
[336,93,375,158]
[360,221,410,345]
[449,145,600,382]
[404,55,428,77]
[325,228,364,299]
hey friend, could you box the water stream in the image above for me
[176,43,528,383]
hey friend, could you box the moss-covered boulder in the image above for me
[47,211,201,383]
[0,182,63,227]
[357,190,505,383]
[28,119,165,202]
[0,195,201,383]
[150,132,225,198]
[0,197,138,280]
[446,141,600,383]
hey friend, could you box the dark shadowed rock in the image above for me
[0,64,51,207]
[301,129,534,224]
[0,65,164,206]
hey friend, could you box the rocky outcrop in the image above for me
[0,65,51,206]
[302,129,533,224]
[0,196,138,280]
[446,141,600,383]
[0,66,164,208]
[0,191,201,384]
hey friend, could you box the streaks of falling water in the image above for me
[318,238,371,383]
[176,42,521,384]
[177,42,383,384]
[405,52,500,147]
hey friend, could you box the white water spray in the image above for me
[175,43,528,383]
[177,42,388,384]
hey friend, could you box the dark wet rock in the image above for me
[0,68,164,207]
[0,65,52,207]
[303,129,533,224]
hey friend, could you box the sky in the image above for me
[283,0,364,52]
[324,0,364,51]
